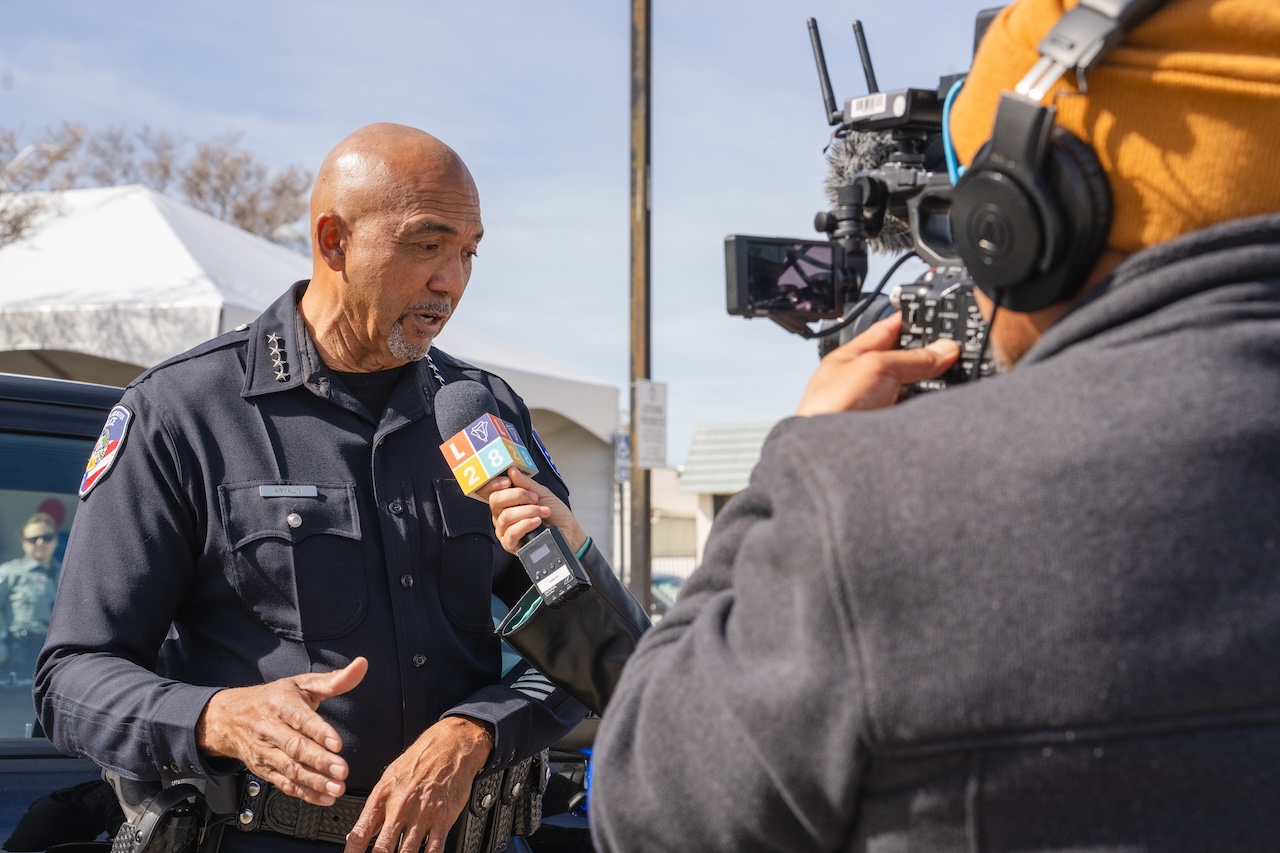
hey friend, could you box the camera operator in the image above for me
[591,0,1280,850]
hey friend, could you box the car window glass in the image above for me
[652,576,684,603]
[0,433,91,737]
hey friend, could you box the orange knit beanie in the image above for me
[949,0,1280,253]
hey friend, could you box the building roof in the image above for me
[678,422,776,495]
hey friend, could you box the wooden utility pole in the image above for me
[627,0,652,612]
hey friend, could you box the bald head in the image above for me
[310,123,477,241]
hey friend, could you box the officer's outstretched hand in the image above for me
[343,716,493,853]
[478,466,587,556]
[196,657,367,806]
[796,313,961,416]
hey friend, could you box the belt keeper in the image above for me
[236,775,267,832]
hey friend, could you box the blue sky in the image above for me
[2,0,998,464]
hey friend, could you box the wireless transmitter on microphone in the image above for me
[515,525,590,608]
[435,380,590,607]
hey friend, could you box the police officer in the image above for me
[35,123,587,853]
[0,512,61,681]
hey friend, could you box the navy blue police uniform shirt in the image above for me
[35,281,585,790]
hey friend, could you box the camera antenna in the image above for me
[807,18,843,126]
[852,21,879,94]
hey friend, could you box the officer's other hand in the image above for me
[196,656,367,806]
[478,467,587,555]
[796,314,961,416]
[343,715,493,853]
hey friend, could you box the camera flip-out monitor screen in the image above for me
[725,235,843,320]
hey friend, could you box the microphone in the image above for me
[822,128,915,255]
[436,380,539,499]
[435,381,590,607]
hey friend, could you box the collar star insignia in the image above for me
[266,332,290,381]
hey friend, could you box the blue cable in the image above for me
[942,77,967,185]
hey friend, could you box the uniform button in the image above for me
[400,574,414,589]
[169,761,181,773]
[234,323,249,332]
[286,513,303,529]
[412,653,427,667]
[389,500,404,515]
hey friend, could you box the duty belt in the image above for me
[236,774,364,844]
[234,751,546,853]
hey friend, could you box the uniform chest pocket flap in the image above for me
[218,481,365,641]
[434,477,503,633]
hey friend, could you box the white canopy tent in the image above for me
[0,185,619,552]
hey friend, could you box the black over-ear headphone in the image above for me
[950,0,1168,313]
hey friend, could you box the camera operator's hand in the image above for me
[796,314,960,416]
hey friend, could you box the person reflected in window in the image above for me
[0,512,61,683]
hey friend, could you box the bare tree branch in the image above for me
[1,124,310,251]
[82,125,141,186]
[0,123,85,248]
[137,127,179,193]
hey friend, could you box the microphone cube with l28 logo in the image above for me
[440,413,539,499]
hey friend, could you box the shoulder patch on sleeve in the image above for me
[530,427,562,481]
[80,404,132,498]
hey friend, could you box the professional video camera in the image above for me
[725,10,1001,391]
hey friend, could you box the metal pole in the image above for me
[628,0,652,613]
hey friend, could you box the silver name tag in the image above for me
[259,485,319,498]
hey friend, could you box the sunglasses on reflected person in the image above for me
[24,533,56,544]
